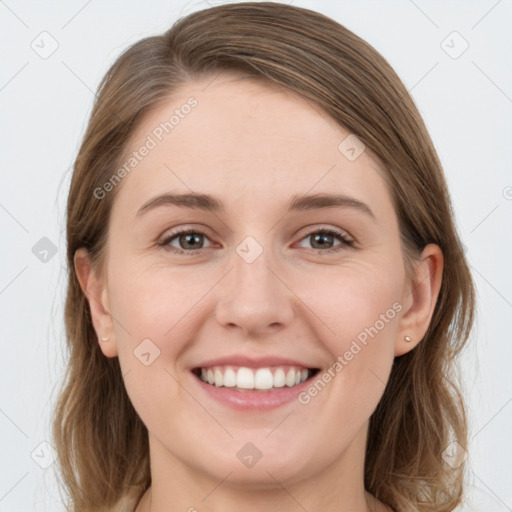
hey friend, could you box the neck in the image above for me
[135,426,390,512]
[138,489,382,512]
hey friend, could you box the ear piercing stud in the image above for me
[100,337,109,342]
[404,335,412,342]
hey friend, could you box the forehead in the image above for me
[112,74,392,219]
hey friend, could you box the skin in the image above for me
[75,74,443,512]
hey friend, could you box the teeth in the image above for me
[285,369,296,387]
[214,367,223,387]
[273,368,285,387]
[223,367,237,387]
[237,367,255,389]
[197,365,312,390]
[254,368,273,390]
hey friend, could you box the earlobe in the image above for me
[395,243,444,357]
[73,248,118,358]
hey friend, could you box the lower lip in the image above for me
[190,371,316,411]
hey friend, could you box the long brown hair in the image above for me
[53,2,476,511]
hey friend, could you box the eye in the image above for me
[158,228,213,255]
[296,228,354,254]
[158,226,355,256]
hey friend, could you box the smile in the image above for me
[192,365,320,391]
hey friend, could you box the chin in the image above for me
[195,447,315,489]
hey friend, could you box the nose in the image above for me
[215,242,295,338]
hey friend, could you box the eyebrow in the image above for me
[136,192,375,219]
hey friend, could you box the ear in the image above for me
[74,248,118,358]
[395,243,444,357]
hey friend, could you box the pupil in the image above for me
[313,233,332,249]
[182,233,202,249]
[178,233,334,251]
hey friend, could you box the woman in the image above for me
[52,2,475,511]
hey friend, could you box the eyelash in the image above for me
[158,227,355,256]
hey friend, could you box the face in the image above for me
[80,74,429,489]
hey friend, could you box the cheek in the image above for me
[300,256,404,350]
[107,260,218,390]
[331,276,402,351]
[299,259,403,414]
[108,259,204,338]
[106,262,197,427]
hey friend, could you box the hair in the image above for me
[52,2,476,511]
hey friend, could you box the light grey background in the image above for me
[1,0,511,510]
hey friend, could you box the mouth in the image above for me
[191,365,321,392]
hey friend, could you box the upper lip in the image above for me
[192,355,319,370]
